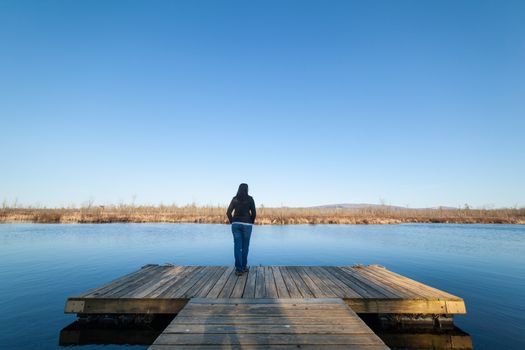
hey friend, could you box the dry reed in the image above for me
[1,205,524,224]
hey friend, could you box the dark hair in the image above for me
[235,183,249,201]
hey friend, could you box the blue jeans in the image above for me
[231,223,252,272]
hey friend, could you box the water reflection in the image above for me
[376,328,472,350]
[1,223,523,349]
[59,315,174,347]
[361,314,473,349]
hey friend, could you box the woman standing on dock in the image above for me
[226,183,256,276]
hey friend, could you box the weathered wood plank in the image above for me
[218,268,239,298]
[79,265,158,297]
[316,266,362,298]
[149,345,389,350]
[264,266,278,298]
[164,324,375,334]
[122,266,185,298]
[177,308,353,317]
[155,266,202,298]
[294,266,329,297]
[366,266,461,299]
[66,265,466,317]
[189,298,345,304]
[242,267,257,298]
[110,266,170,298]
[206,267,234,298]
[352,266,422,299]
[171,266,213,298]
[345,298,451,314]
[340,266,402,299]
[152,333,385,345]
[326,267,382,298]
[169,316,368,325]
[271,267,290,298]
[65,297,187,314]
[230,269,248,298]
[284,266,314,298]
[184,266,220,298]
[195,267,227,297]
[150,298,388,349]
[178,303,355,312]
[254,266,265,298]
[279,266,303,298]
[302,266,340,297]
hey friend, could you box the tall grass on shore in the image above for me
[1,204,524,224]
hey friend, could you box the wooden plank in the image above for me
[65,297,187,314]
[326,267,382,298]
[352,267,422,299]
[254,266,265,298]
[178,303,355,311]
[177,308,353,317]
[366,266,461,299]
[230,269,248,298]
[170,267,210,298]
[279,266,303,298]
[79,265,158,297]
[242,267,257,298]
[271,267,290,298]
[283,266,314,298]
[190,298,345,304]
[149,345,389,350]
[184,266,220,298]
[345,298,450,314]
[152,333,385,345]
[218,268,239,298]
[264,266,279,298]
[150,298,388,349]
[122,266,185,298]
[155,266,202,298]
[195,267,227,297]
[340,266,403,299]
[90,265,163,297]
[109,266,169,298]
[66,264,466,317]
[169,316,368,325]
[302,266,341,297]
[164,324,375,334]
[316,266,362,298]
[293,266,328,297]
[148,266,200,298]
[206,267,235,298]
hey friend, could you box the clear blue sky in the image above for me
[1,0,524,208]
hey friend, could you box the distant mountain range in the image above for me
[304,203,458,210]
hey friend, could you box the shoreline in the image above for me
[1,207,524,225]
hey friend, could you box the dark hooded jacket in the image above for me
[227,195,256,224]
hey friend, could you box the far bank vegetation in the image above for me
[1,204,524,224]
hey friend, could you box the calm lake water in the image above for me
[0,223,524,349]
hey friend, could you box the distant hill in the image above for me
[304,203,458,210]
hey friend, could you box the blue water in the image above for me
[0,223,524,349]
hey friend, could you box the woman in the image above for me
[226,183,256,276]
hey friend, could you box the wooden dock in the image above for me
[65,265,466,316]
[64,265,467,348]
[149,298,388,349]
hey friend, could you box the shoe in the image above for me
[235,270,243,276]
[242,266,249,273]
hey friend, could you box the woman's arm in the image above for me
[250,197,257,224]
[226,198,235,224]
